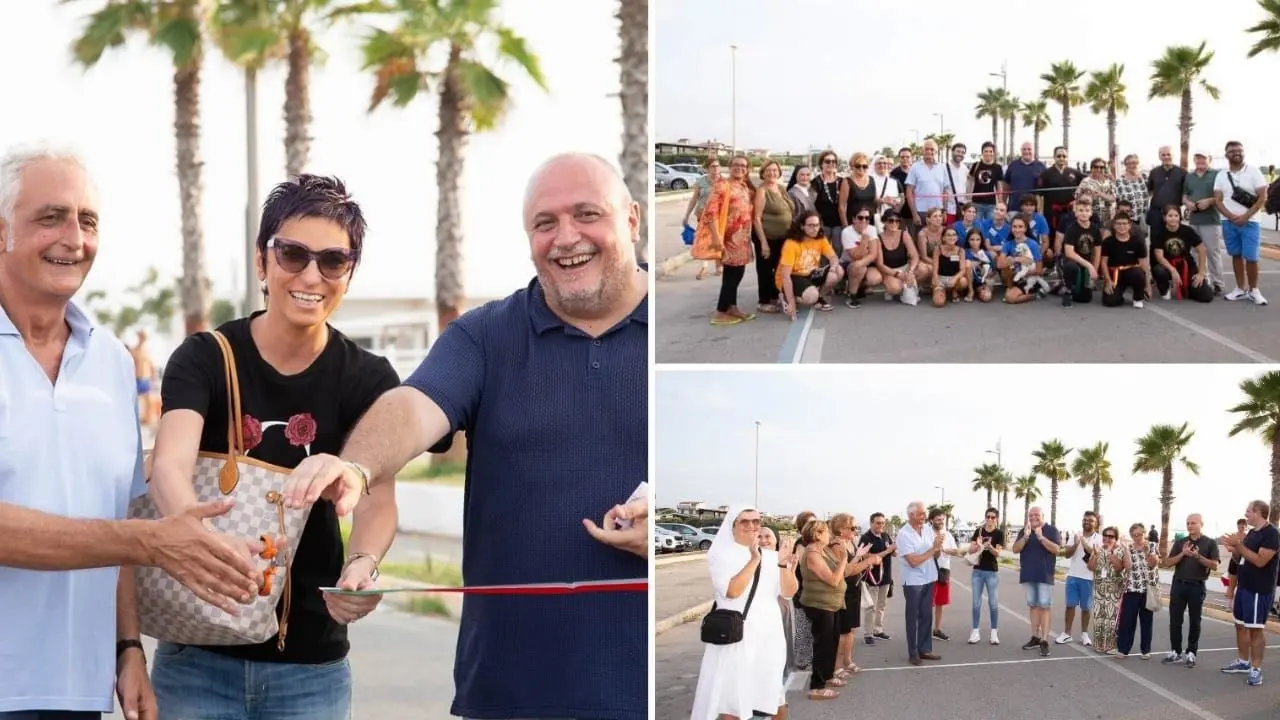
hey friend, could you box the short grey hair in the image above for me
[907,500,925,514]
[0,140,92,252]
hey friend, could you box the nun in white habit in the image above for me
[690,505,792,719]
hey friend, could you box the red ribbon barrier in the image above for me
[321,578,648,596]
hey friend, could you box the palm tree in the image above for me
[617,0,647,262]
[71,0,212,334]
[1014,473,1041,527]
[1246,0,1280,58]
[1032,439,1072,527]
[990,468,1013,535]
[1149,42,1220,169]
[889,514,905,534]
[1072,441,1115,518]
[1021,100,1052,160]
[360,0,546,333]
[937,132,956,154]
[975,87,1003,150]
[1039,60,1085,153]
[971,462,1001,507]
[998,93,1020,161]
[1084,64,1129,174]
[1227,370,1280,525]
[1133,422,1200,557]
[880,145,894,159]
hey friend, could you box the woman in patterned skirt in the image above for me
[1087,525,1127,654]
[692,154,756,325]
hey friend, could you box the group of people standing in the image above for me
[692,499,1279,718]
[682,139,1272,322]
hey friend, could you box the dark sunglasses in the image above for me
[1091,165,1106,170]
[822,159,837,165]
[1056,154,1067,158]
[856,215,871,221]
[1103,534,1118,539]
[985,515,998,519]
[854,164,869,170]
[267,237,357,280]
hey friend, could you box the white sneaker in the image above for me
[1055,632,1073,645]
[1249,288,1268,305]
[1082,632,1093,647]
[1226,287,1249,301]
[1133,300,1144,308]
[990,629,1000,645]
[1162,290,1172,300]
[968,629,981,644]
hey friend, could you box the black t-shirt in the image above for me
[890,167,912,219]
[1237,524,1280,594]
[1039,166,1083,208]
[968,162,1004,203]
[859,530,893,585]
[969,527,1005,572]
[1061,220,1102,261]
[1150,223,1202,262]
[160,314,401,664]
[1169,535,1220,581]
[1102,234,1147,268]
[1148,165,1187,216]
[813,177,843,227]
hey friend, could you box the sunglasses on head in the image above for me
[267,237,357,280]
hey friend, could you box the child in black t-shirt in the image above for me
[1100,212,1150,308]
[1150,205,1213,303]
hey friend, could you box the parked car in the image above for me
[655,162,700,190]
[668,163,704,176]
[654,530,678,554]
[656,526,690,553]
[658,522,717,551]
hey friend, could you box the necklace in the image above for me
[818,173,839,207]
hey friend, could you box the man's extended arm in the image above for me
[0,502,151,570]
[341,387,453,490]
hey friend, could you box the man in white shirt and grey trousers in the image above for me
[896,501,946,665]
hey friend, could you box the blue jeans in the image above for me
[970,569,999,629]
[903,582,935,658]
[151,643,352,720]
[973,204,996,221]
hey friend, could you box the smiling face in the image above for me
[733,510,762,545]
[526,155,639,320]
[796,166,812,185]
[759,527,777,550]
[963,205,977,225]
[0,158,100,302]
[1130,525,1145,544]
[259,216,354,328]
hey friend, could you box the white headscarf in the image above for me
[707,504,763,608]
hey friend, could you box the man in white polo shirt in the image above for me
[1213,140,1269,305]
[896,500,945,665]
[905,140,949,232]
[0,142,263,719]
[1056,511,1101,647]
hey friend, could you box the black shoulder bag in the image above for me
[700,561,763,645]
[1226,171,1259,209]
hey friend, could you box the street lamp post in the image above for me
[986,439,1004,530]
[935,485,947,528]
[753,420,761,509]
[933,112,944,137]
[730,45,738,156]
[989,62,1009,161]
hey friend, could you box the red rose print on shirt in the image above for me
[242,414,263,452]
[284,413,317,447]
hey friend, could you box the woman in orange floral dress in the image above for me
[692,154,757,325]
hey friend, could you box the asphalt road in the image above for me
[107,605,459,719]
[655,197,1280,364]
[657,559,1280,720]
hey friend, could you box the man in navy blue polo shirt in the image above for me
[286,152,649,719]
[1220,500,1279,687]
[1011,506,1061,657]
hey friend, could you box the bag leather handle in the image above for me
[209,331,244,494]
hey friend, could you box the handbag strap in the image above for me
[741,561,763,619]
[209,331,245,494]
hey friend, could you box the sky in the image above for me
[0,0,626,306]
[655,366,1276,537]
[655,0,1279,166]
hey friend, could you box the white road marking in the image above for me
[789,308,815,364]
[1145,303,1276,363]
[859,645,1280,672]
[952,576,1228,720]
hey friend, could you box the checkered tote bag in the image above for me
[128,330,311,650]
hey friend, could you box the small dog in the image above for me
[1011,242,1050,296]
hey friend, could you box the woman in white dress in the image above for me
[691,506,794,720]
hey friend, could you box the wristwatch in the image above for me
[116,638,144,659]
[345,461,372,495]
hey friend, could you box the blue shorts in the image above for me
[1065,576,1094,610]
[1024,582,1053,609]
[1232,587,1276,628]
[1222,220,1261,262]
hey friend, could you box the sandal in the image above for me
[758,303,781,314]
[815,298,834,311]
[695,266,707,281]
[844,663,862,673]
[710,316,743,326]
[808,689,839,700]
[825,677,847,688]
